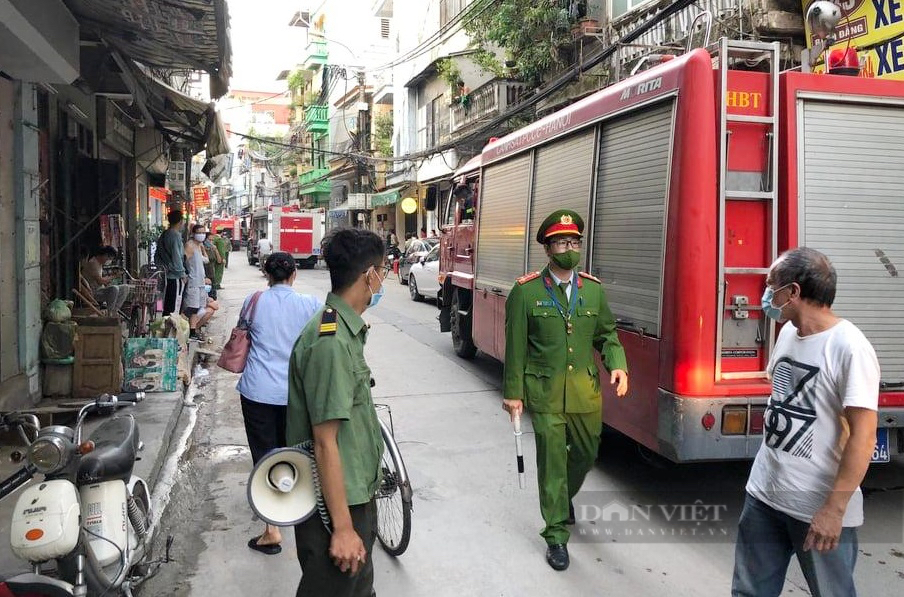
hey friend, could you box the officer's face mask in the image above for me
[761,283,793,322]
[365,267,385,309]
[548,237,582,270]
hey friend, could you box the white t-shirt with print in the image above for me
[746,319,879,527]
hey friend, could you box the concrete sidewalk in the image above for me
[0,346,196,576]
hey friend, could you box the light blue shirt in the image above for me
[236,284,323,405]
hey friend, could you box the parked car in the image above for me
[398,238,438,284]
[408,244,440,302]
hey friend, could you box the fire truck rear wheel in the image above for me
[451,290,477,360]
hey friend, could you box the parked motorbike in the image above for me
[386,246,402,274]
[0,392,169,597]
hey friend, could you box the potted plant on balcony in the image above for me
[437,59,467,105]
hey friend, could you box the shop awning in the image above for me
[110,56,229,158]
[62,0,232,99]
[371,186,405,207]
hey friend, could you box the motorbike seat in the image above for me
[77,415,139,485]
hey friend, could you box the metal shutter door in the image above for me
[475,154,531,290]
[591,101,674,338]
[527,130,596,272]
[800,100,904,383]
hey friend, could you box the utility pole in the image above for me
[356,70,371,228]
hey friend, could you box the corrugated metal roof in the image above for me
[63,0,232,98]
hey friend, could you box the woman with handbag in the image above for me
[233,252,323,555]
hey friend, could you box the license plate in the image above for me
[871,428,890,463]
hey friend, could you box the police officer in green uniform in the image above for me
[286,227,389,597]
[503,209,629,571]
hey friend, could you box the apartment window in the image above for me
[426,94,448,148]
[380,18,390,39]
[439,0,466,28]
[609,0,653,19]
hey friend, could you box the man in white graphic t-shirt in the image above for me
[733,247,880,597]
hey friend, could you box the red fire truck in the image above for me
[248,207,324,268]
[438,40,904,463]
[210,216,242,251]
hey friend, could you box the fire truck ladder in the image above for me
[715,39,781,382]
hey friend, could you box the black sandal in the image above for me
[247,535,281,555]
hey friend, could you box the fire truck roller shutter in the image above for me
[799,100,904,384]
[590,100,675,338]
[475,154,532,291]
[526,130,597,273]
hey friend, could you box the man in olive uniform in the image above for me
[503,209,629,571]
[286,228,388,597]
[209,228,230,290]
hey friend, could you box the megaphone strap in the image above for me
[297,441,333,533]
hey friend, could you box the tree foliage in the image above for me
[287,70,306,94]
[464,0,577,85]
[373,113,393,156]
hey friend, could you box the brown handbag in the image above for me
[217,291,263,373]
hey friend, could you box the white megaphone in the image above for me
[247,447,319,526]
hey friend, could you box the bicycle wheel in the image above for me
[375,418,412,556]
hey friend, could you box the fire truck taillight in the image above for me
[749,406,766,435]
[721,407,748,435]
[701,412,716,431]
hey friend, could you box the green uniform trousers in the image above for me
[212,262,225,289]
[532,408,602,545]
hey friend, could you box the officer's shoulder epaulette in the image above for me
[516,271,541,285]
[318,308,338,336]
[578,271,601,284]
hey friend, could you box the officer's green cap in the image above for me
[536,209,584,244]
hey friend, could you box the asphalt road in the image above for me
[139,254,904,597]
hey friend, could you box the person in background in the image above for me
[237,252,323,556]
[202,232,217,296]
[257,232,273,275]
[81,246,132,316]
[286,228,388,596]
[388,228,399,249]
[419,227,427,239]
[155,210,186,315]
[404,232,416,253]
[210,227,230,290]
[196,278,219,335]
[183,224,209,341]
[430,229,438,238]
[732,247,879,597]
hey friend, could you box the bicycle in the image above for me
[374,403,413,556]
[120,266,166,337]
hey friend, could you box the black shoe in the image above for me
[566,502,576,525]
[546,544,569,571]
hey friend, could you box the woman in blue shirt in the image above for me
[237,252,323,555]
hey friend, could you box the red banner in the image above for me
[192,186,210,209]
[149,186,170,202]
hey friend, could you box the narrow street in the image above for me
[140,255,904,597]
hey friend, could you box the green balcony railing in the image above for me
[304,105,328,133]
[299,167,330,195]
[304,41,328,70]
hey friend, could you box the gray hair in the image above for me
[770,247,837,307]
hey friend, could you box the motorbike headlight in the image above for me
[27,436,66,474]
